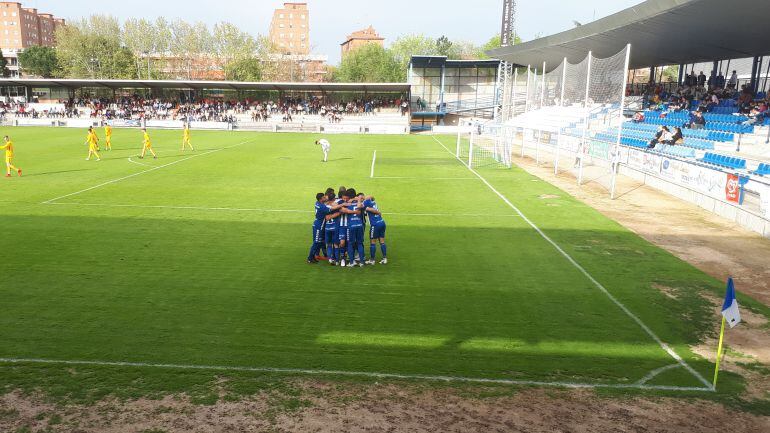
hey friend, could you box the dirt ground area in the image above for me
[1,385,769,433]
[3,155,770,432]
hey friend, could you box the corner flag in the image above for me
[721,277,741,328]
[713,277,741,389]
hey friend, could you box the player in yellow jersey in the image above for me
[1,135,21,177]
[85,127,101,161]
[104,124,113,150]
[139,128,157,159]
[181,122,194,151]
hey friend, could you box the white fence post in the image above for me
[578,52,593,186]
[456,128,461,158]
[555,57,568,175]
[469,128,475,167]
[611,44,632,200]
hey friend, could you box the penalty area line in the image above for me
[44,202,519,218]
[41,137,261,205]
[0,357,713,392]
[431,135,713,390]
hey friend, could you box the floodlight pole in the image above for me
[578,52,592,186]
[611,44,632,200]
[555,57,567,175]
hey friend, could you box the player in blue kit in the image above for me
[324,191,342,266]
[336,186,349,266]
[308,193,343,264]
[339,188,366,267]
[363,196,388,265]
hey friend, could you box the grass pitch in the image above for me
[0,126,755,399]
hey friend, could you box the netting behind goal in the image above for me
[493,45,631,195]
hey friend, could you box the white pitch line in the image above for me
[374,176,477,180]
[127,156,150,167]
[44,202,519,218]
[370,150,377,178]
[41,137,260,205]
[636,363,681,385]
[432,136,713,390]
[0,357,712,392]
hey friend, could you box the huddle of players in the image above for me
[84,123,194,161]
[308,186,387,267]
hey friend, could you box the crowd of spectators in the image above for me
[631,72,770,149]
[2,95,407,125]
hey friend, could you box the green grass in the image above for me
[0,126,766,404]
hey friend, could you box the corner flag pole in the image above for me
[712,315,727,389]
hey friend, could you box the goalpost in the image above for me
[456,124,512,169]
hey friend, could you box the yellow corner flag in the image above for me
[713,277,741,389]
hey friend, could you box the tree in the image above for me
[18,46,58,77]
[335,44,401,83]
[123,18,158,79]
[224,57,262,82]
[389,34,439,77]
[435,35,453,57]
[0,49,10,77]
[55,17,138,79]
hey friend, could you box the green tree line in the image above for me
[18,14,518,83]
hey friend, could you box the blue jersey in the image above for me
[325,203,337,230]
[347,203,363,228]
[336,199,348,228]
[314,201,330,226]
[364,199,385,225]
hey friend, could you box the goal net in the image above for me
[456,124,512,169]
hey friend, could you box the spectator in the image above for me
[667,127,684,145]
[688,110,706,129]
[632,111,645,123]
[727,70,738,89]
[648,126,669,149]
[697,71,707,87]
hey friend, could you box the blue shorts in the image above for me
[325,228,337,245]
[347,225,364,245]
[312,224,324,243]
[369,222,386,240]
[338,226,348,242]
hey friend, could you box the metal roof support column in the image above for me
[750,56,761,94]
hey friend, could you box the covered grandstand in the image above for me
[0,79,412,134]
[471,0,770,238]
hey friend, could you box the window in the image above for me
[279,13,284,18]
[289,13,293,18]
[12,12,16,17]
[301,24,306,28]
[279,33,284,38]
[279,23,284,28]
[301,14,306,19]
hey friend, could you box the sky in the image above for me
[24,0,644,65]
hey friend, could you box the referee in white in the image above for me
[316,138,331,162]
